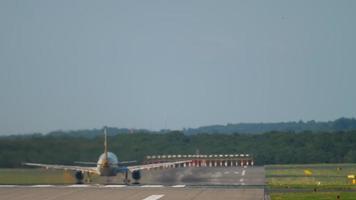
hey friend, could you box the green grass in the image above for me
[266,163,356,190]
[271,192,356,200]
[0,168,125,185]
[0,168,79,184]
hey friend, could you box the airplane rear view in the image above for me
[24,127,191,184]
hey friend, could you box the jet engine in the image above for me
[131,170,141,184]
[75,171,84,184]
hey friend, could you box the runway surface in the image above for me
[0,166,266,200]
[0,187,264,200]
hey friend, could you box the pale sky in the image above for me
[1,0,356,134]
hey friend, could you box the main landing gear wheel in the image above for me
[75,171,84,184]
[123,171,131,184]
[132,170,141,184]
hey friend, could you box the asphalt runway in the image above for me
[0,187,265,200]
[0,166,266,200]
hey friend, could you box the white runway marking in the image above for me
[234,171,239,174]
[172,185,185,188]
[141,185,164,188]
[0,185,16,187]
[224,171,230,174]
[239,178,244,182]
[68,185,90,187]
[142,194,164,200]
[31,185,54,187]
[103,185,127,188]
[242,170,246,176]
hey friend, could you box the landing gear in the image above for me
[75,171,84,184]
[123,171,131,184]
[131,170,141,184]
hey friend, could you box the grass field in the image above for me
[271,192,356,200]
[266,164,356,200]
[0,168,77,184]
[0,168,84,184]
[0,168,130,185]
[266,163,356,190]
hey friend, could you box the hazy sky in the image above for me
[1,0,356,134]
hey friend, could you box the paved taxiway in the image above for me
[0,166,266,200]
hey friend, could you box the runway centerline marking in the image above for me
[142,194,164,200]
[31,185,54,187]
[0,185,16,187]
[242,170,246,176]
[172,185,186,188]
[103,185,127,188]
[141,185,163,188]
[68,185,90,187]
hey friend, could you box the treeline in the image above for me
[1,131,356,167]
[5,118,356,137]
[184,117,356,134]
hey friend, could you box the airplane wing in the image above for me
[126,160,191,172]
[23,163,98,174]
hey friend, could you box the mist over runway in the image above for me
[140,166,265,186]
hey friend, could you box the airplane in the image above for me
[24,127,191,184]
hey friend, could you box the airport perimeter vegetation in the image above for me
[1,129,356,168]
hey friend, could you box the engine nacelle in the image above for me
[131,170,141,184]
[75,171,84,184]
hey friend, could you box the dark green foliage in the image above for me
[1,131,356,167]
[184,117,356,134]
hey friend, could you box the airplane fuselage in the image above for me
[96,152,120,176]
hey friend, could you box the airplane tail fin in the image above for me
[104,127,108,161]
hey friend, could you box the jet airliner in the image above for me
[24,128,190,184]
